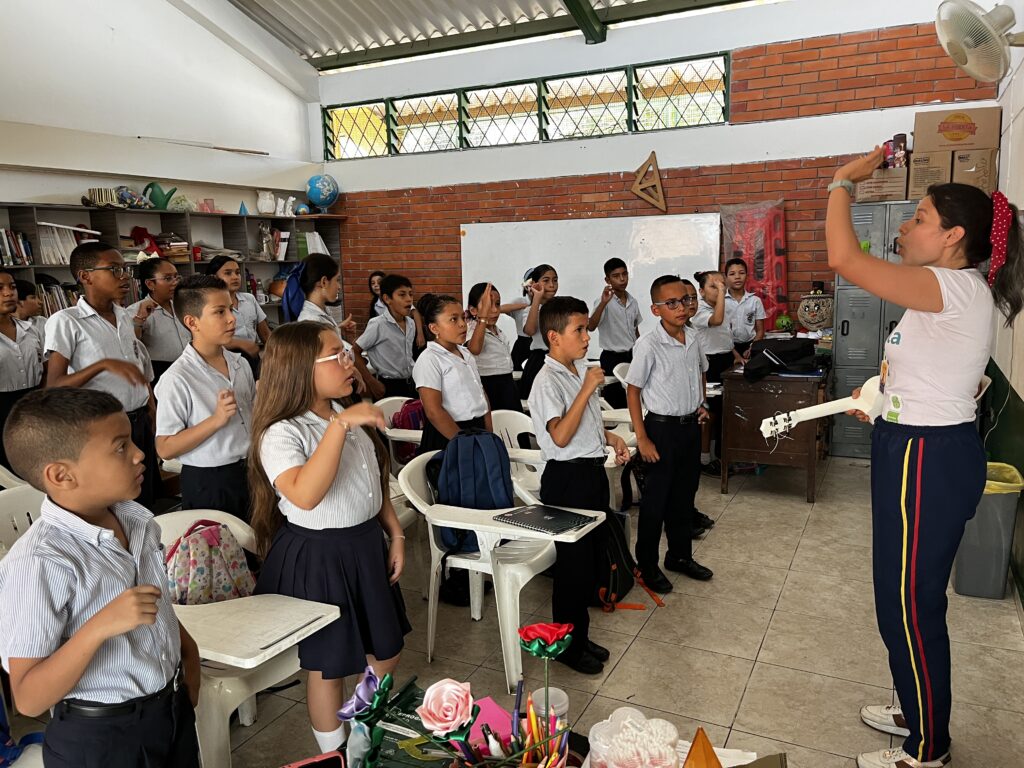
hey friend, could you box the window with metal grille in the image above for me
[543,70,629,140]
[464,83,540,148]
[323,102,388,160]
[321,53,728,160]
[634,57,727,130]
[392,92,460,154]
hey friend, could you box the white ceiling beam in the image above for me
[165,0,319,101]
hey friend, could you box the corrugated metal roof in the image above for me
[227,0,734,69]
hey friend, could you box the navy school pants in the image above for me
[870,419,985,762]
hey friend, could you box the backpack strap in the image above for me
[631,568,667,608]
[163,519,225,563]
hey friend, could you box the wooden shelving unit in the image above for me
[0,202,346,323]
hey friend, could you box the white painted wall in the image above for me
[0,0,317,196]
[318,0,966,191]
[993,10,1024,396]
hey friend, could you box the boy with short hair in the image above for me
[353,274,424,401]
[155,275,255,520]
[625,276,714,593]
[44,242,160,507]
[588,257,641,408]
[528,296,630,675]
[14,279,46,338]
[0,387,201,768]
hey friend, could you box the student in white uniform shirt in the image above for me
[127,255,189,383]
[14,279,46,339]
[0,269,43,469]
[466,281,523,413]
[353,274,423,401]
[519,263,559,398]
[249,322,410,755]
[283,253,358,335]
[829,151,1024,768]
[367,270,386,319]
[691,270,741,477]
[205,255,271,378]
[508,270,534,371]
[155,276,255,521]
[414,294,491,453]
[723,257,766,357]
[588,258,641,409]
[625,276,713,594]
[44,243,160,507]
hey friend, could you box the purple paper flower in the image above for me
[337,666,380,722]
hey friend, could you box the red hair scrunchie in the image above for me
[989,190,1012,287]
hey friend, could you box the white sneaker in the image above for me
[861,703,911,737]
[856,747,951,768]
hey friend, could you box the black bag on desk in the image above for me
[743,338,817,382]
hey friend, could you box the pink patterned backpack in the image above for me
[164,519,255,605]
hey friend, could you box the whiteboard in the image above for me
[461,214,721,351]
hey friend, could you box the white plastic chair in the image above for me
[398,452,555,693]
[490,410,542,505]
[0,463,26,489]
[613,362,630,388]
[375,396,414,474]
[155,510,280,768]
[0,485,45,553]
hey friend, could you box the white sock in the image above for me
[701,452,712,464]
[312,723,347,754]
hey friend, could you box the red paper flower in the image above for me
[518,623,573,646]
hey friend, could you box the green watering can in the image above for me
[143,182,178,210]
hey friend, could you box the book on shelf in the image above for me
[39,284,82,316]
[0,228,32,266]
[36,222,98,266]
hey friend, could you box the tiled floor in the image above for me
[11,459,1024,767]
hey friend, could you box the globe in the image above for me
[307,174,340,212]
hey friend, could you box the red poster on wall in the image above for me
[721,201,788,331]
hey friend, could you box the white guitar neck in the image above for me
[777,397,859,430]
[760,376,883,439]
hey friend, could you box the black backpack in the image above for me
[592,510,665,612]
[743,338,818,382]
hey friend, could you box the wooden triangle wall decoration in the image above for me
[631,151,667,212]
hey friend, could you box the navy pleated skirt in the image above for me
[255,518,411,679]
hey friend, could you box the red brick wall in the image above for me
[337,22,998,329]
[341,156,851,327]
[731,23,995,122]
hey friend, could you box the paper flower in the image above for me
[338,666,392,722]
[415,679,476,738]
[518,622,574,659]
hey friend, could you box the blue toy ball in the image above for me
[306,174,340,212]
[294,203,311,216]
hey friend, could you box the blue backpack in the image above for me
[281,262,306,322]
[428,430,514,553]
[1,687,43,765]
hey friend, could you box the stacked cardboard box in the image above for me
[909,107,1001,199]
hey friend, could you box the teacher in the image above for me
[827,147,1023,768]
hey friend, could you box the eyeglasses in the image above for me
[85,266,130,279]
[654,297,699,310]
[149,274,180,284]
[314,349,354,366]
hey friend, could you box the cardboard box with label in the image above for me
[907,151,952,200]
[953,148,998,194]
[913,107,1001,152]
[855,167,908,203]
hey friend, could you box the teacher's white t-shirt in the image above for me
[880,267,992,426]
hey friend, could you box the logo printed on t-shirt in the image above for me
[888,332,902,345]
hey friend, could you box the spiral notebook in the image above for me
[493,505,594,535]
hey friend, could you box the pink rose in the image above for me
[415,679,474,737]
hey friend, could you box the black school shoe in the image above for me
[664,554,713,581]
[694,510,715,529]
[587,640,610,662]
[700,459,723,477]
[639,566,673,594]
[556,648,605,675]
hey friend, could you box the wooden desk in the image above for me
[720,370,828,503]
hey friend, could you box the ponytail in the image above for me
[929,183,1024,326]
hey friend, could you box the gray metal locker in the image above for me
[838,204,888,287]
[835,289,883,366]
[885,203,918,264]
[830,366,878,456]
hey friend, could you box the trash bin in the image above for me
[953,463,1024,599]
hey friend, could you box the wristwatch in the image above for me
[827,179,855,196]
